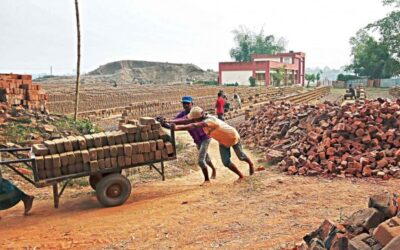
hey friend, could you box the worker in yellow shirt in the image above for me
[171,107,254,181]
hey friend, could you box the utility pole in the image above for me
[50,66,52,76]
[73,0,81,121]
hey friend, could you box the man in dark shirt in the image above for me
[215,92,225,121]
[161,96,216,184]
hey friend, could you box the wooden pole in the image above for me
[73,0,81,121]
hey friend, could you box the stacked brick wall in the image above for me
[0,73,48,111]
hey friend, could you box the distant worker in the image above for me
[160,96,216,184]
[348,84,356,98]
[215,92,225,121]
[0,172,34,216]
[233,90,242,109]
[171,107,254,181]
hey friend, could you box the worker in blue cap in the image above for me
[161,96,216,184]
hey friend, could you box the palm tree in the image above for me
[73,0,81,121]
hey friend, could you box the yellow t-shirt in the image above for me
[203,116,240,147]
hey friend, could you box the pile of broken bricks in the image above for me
[389,87,400,98]
[32,117,175,180]
[238,99,400,179]
[294,192,400,250]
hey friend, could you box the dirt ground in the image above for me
[1,131,400,250]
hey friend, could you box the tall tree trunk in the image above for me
[73,0,81,121]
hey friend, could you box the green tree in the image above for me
[271,66,286,86]
[347,29,399,78]
[366,0,400,64]
[248,76,256,87]
[305,73,315,88]
[230,26,287,62]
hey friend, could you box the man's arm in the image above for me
[172,121,208,131]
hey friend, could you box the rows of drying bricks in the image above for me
[42,83,286,115]
[74,85,303,121]
[0,74,48,111]
[32,117,175,180]
[243,86,330,120]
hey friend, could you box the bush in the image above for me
[249,76,256,87]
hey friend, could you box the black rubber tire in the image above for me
[96,174,132,207]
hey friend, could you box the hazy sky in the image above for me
[0,0,392,75]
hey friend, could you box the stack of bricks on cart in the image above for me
[32,117,175,180]
[0,73,48,111]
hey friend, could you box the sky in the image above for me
[0,0,392,75]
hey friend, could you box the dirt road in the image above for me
[1,134,399,249]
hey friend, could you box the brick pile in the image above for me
[32,117,175,180]
[389,87,400,98]
[295,192,400,250]
[238,99,400,179]
[0,73,48,111]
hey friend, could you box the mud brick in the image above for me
[81,150,90,163]
[84,135,94,148]
[149,140,157,151]
[76,136,87,150]
[131,154,138,164]
[144,153,150,162]
[131,143,138,154]
[143,142,151,153]
[89,161,99,173]
[149,152,155,161]
[54,139,66,153]
[162,149,169,159]
[96,147,104,159]
[98,159,105,170]
[103,146,110,158]
[156,139,164,150]
[151,122,161,130]
[349,233,381,250]
[44,140,57,154]
[128,119,139,125]
[62,139,73,152]
[121,124,138,133]
[345,208,385,231]
[140,117,156,125]
[148,131,154,140]
[66,151,75,165]
[383,237,400,250]
[160,130,170,142]
[117,144,124,156]
[75,162,84,173]
[74,151,83,163]
[35,156,45,170]
[123,144,132,156]
[32,144,49,156]
[121,133,128,144]
[38,169,46,180]
[373,216,400,246]
[61,166,69,175]
[110,145,118,157]
[53,166,62,177]
[127,133,135,143]
[153,130,160,140]
[98,132,108,146]
[165,142,174,155]
[44,155,53,170]
[137,154,145,163]
[117,156,126,167]
[92,134,102,148]
[378,158,389,168]
[137,142,144,153]
[68,164,77,174]
[110,157,118,168]
[135,132,142,142]
[67,136,79,150]
[46,169,53,178]
[141,132,149,141]
[155,150,162,160]
[88,148,97,161]
[104,158,111,168]
[124,156,132,166]
[106,132,116,145]
[59,153,69,167]
[114,131,123,144]
[369,193,398,219]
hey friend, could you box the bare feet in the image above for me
[234,177,245,184]
[211,169,216,179]
[22,195,34,215]
[200,181,211,187]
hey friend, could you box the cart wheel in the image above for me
[96,174,132,207]
[89,170,123,190]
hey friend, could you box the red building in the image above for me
[218,52,305,86]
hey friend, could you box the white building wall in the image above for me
[221,71,253,86]
[254,57,280,62]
